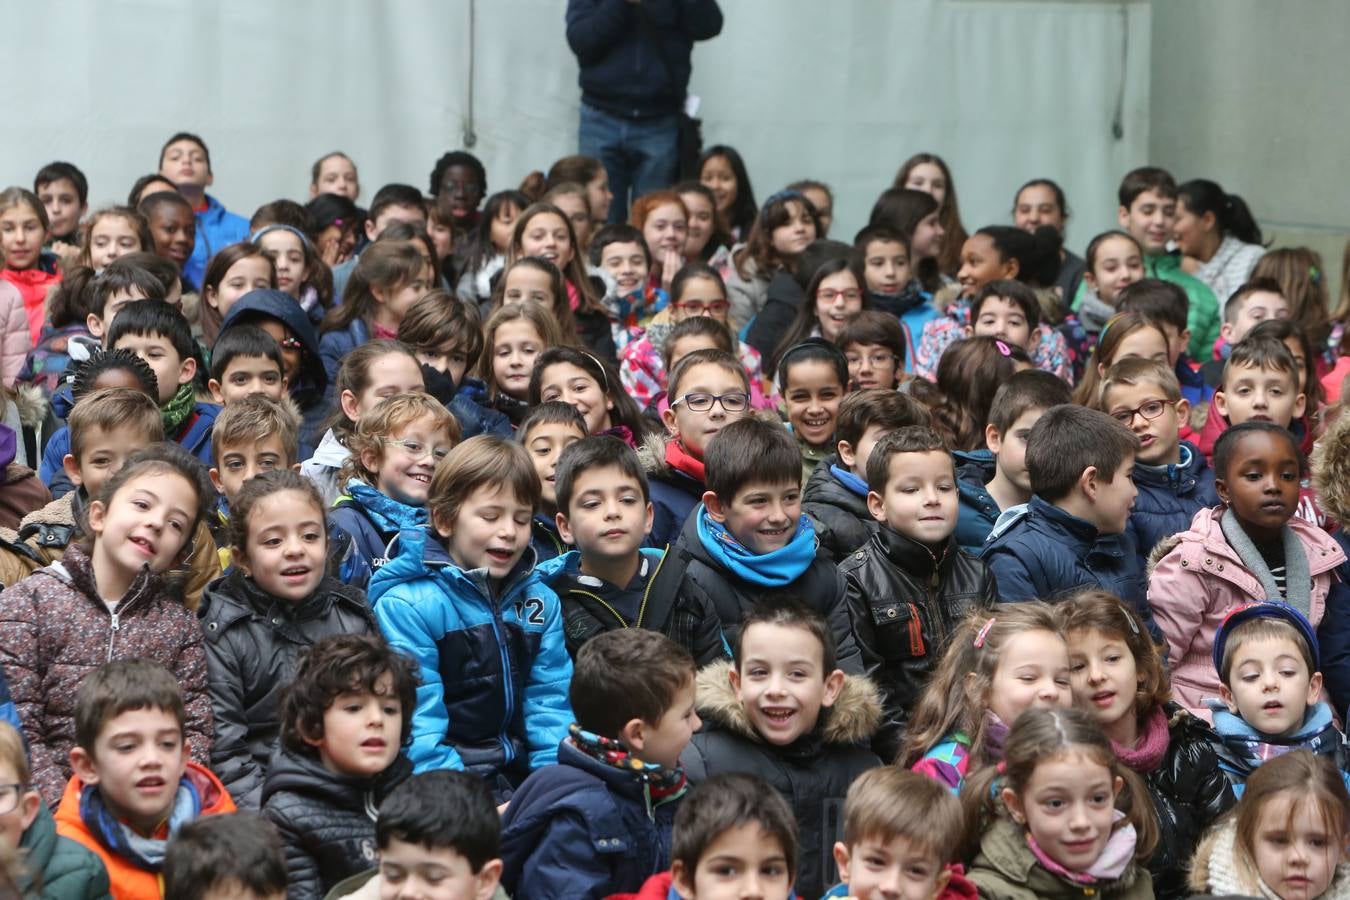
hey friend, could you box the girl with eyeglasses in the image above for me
[770,256,867,379]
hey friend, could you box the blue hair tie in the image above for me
[250,223,313,249]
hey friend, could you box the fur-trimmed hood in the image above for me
[1314,409,1350,524]
[1189,817,1350,898]
[693,658,882,746]
[637,430,673,479]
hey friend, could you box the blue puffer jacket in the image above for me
[449,378,512,439]
[186,194,250,290]
[319,318,369,401]
[369,526,573,797]
[1126,441,1219,570]
[981,495,1154,632]
[954,449,1000,554]
[499,738,683,900]
[329,481,428,589]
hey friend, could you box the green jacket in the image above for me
[967,818,1154,900]
[18,801,110,900]
[1070,253,1220,361]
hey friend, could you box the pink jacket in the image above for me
[0,281,32,385]
[1147,505,1344,721]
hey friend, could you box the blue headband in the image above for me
[250,223,313,250]
[760,190,805,223]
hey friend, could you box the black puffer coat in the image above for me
[802,454,877,563]
[683,660,882,900]
[839,526,996,759]
[200,570,378,810]
[261,746,413,900]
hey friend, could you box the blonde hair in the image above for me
[1099,356,1183,407]
[428,435,539,536]
[0,722,30,784]
[340,392,460,486]
[68,388,164,462]
[211,395,301,469]
[844,766,962,862]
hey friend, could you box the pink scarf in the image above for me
[1110,705,1171,773]
[1027,810,1137,884]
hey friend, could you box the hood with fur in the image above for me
[637,430,673,478]
[693,659,882,747]
[1189,817,1350,898]
[1313,409,1350,524]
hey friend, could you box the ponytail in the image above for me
[1179,179,1265,247]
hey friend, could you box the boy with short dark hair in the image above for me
[981,405,1151,623]
[589,223,661,348]
[955,369,1071,552]
[517,402,588,563]
[1199,334,1306,465]
[500,628,697,898]
[805,388,931,562]
[85,257,169,340]
[397,291,509,439]
[837,311,907,391]
[207,325,288,406]
[332,183,429,299]
[539,436,728,664]
[1100,357,1219,569]
[34,161,88,250]
[841,426,997,757]
[261,634,417,900]
[1201,277,1291,388]
[853,223,936,362]
[669,417,863,671]
[55,659,236,899]
[158,132,250,289]
[162,812,288,900]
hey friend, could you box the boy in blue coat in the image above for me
[370,435,573,800]
[158,132,250,289]
[500,628,696,899]
[1100,357,1218,569]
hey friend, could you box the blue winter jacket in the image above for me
[329,481,428,589]
[369,526,573,794]
[954,449,1000,554]
[319,318,368,400]
[186,194,250,290]
[449,378,512,440]
[646,469,702,551]
[1125,441,1219,570]
[981,495,1155,633]
[499,738,682,900]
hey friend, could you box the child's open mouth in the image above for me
[361,738,387,752]
[1091,690,1116,708]
[407,472,431,484]
[281,565,311,581]
[760,707,796,728]
[129,536,157,557]
[485,548,514,565]
[135,776,167,794]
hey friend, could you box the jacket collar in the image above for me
[52,543,164,614]
[1133,440,1204,488]
[340,481,428,533]
[876,524,952,578]
[1028,495,1102,545]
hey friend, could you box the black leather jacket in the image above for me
[839,526,997,759]
[802,454,877,563]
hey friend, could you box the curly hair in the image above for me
[280,634,419,754]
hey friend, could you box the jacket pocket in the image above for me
[869,601,926,660]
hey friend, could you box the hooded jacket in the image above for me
[185,194,250,289]
[368,526,573,795]
[319,317,369,399]
[802,454,877,563]
[1126,440,1219,569]
[499,738,685,900]
[1147,506,1344,719]
[17,799,111,900]
[967,817,1154,900]
[449,377,513,440]
[261,746,413,900]
[221,290,329,448]
[954,449,1001,554]
[1189,816,1350,899]
[0,546,213,808]
[668,506,864,674]
[682,660,882,900]
[330,481,428,589]
[301,429,349,509]
[199,569,377,811]
[839,526,997,759]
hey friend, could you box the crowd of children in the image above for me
[1,135,1350,900]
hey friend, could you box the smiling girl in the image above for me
[528,346,649,447]
[0,187,61,347]
[777,339,848,482]
[319,241,429,388]
[725,192,820,332]
[771,257,867,378]
[480,300,565,428]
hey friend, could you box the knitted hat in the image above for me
[1212,600,1320,675]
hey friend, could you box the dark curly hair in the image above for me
[429,150,487,197]
[71,347,158,400]
[280,634,419,754]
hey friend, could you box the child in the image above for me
[644,348,751,549]
[34,161,88,251]
[826,767,973,900]
[1189,750,1350,899]
[508,202,612,360]
[261,634,416,900]
[326,770,504,900]
[158,132,251,289]
[14,266,100,396]
[199,242,277,344]
[1101,357,1219,569]
[253,223,332,325]
[207,394,301,561]
[967,280,1047,362]
[770,256,868,376]
[0,720,110,899]
[1200,277,1291,388]
[77,206,152,272]
[319,240,430,388]
[207,324,287,406]
[1062,589,1235,900]
[1073,230,1146,336]
[963,707,1157,899]
[1072,311,1172,407]
[0,186,61,347]
[0,444,216,807]
[981,405,1149,618]
[1116,278,1209,408]
[310,150,360,200]
[954,370,1070,552]
[162,813,287,900]
[528,346,650,446]
[301,340,424,506]
[725,191,819,332]
[1199,334,1307,465]
[500,629,697,898]
[778,338,849,482]
[842,426,998,758]
[1148,424,1344,719]
[516,402,587,563]
[478,300,565,429]
[806,389,932,562]
[854,223,938,368]
[837,310,907,390]
[54,659,234,898]
[331,393,460,586]
[138,191,197,285]
[900,603,1069,793]
[668,416,863,672]
[455,189,526,307]
[540,436,727,664]
[201,470,377,810]
[930,336,1031,452]
[1174,178,1267,311]
[589,222,667,348]
[369,436,573,796]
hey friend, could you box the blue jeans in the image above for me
[578,102,679,223]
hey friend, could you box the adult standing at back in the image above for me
[566,0,723,223]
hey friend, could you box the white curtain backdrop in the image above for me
[2,0,1150,253]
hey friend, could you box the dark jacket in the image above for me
[565,0,723,119]
[839,526,997,759]
[538,548,729,666]
[18,800,111,900]
[1125,440,1219,570]
[500,738,684,900]
[954,449,1001,553]
[262,746,413,900]
[802,455,876,563]
[319,318,369,400]
[744,269,804,361]
[669,508,864,674]
[531,515,567,565]
[221,290,329,449]
[981,495,1154,634]
[200,569,378,811]
[638,433,704,550]
[576,306,619,367]
[1323,528,1350,721]
[683,660,882,900]
[449,377,513,440]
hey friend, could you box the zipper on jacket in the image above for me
[107,611,120,661]
[486,594,516,765]
[906,603,925,656]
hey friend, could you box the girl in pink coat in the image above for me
[1148,422,1344,720]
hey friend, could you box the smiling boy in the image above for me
[158,132,250,289]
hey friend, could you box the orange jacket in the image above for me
[54,761,235,900]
